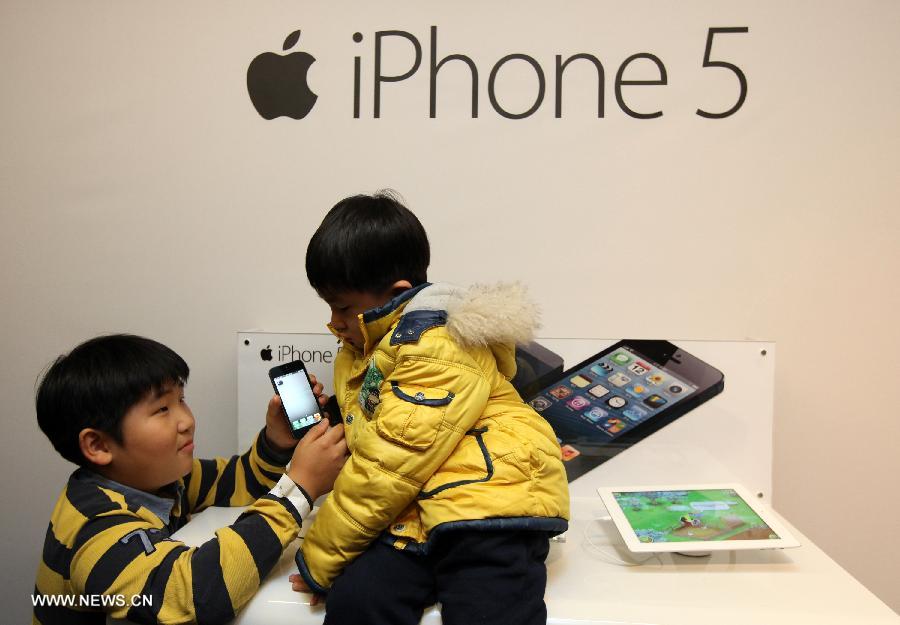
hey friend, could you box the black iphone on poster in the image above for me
[526,340,724,480]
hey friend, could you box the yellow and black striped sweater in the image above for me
[33,430,305,625]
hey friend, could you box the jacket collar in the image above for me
[362,282,430,323]
[329,283,431,355]
[72,468,183,525]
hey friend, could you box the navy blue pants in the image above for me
[323,530,551,625]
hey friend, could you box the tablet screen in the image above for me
[611,488,779,544]
[599,484,800,553]
[528,345,696,443]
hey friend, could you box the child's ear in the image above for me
[389,280,413,295]
[78,428,115,467]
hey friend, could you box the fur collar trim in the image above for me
[405,282,541,348]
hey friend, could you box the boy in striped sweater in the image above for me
[32,334,347,624]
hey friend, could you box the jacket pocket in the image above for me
[376,383,455,450]
[418,427,493,499]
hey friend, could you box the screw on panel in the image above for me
[760,349,767,356]
[244,339,250,346]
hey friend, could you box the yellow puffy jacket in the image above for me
[296,283,570,592]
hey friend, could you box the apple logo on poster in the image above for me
[247,30,318,120]
[260,345,273,361]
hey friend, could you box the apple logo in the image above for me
[247,30,318,120]
[260,345,273,361]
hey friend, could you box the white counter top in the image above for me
[138,496,898,625]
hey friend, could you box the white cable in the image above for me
[582,518,661,567]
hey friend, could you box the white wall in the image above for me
[2,1,898,622]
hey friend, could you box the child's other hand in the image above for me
[288,419,348,501]
[288,574,323,606]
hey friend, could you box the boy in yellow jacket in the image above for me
[292,191,570,624]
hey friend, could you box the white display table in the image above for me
[144,497,899,625]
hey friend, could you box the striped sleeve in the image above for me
[66,494,307,625]
[183,429,292,513]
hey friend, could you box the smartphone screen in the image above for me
[529,345,694,442]
[528,342,717,445]
[272,367,322,437]
[526,340,723,480]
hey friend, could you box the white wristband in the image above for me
[271,473,298,499]
[269,474,313,520]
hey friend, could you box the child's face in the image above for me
[322,289,396,350]
[107,383,196,492]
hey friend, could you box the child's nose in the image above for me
[179,409,195,433]
[330,312,346,330]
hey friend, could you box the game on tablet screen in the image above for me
[613,488,779,544]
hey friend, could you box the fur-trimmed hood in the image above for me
[404,282,541,348]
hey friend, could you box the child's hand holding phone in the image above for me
[264,369,328,452]
[287,419,348,502]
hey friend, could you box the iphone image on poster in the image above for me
[527,340,724,479]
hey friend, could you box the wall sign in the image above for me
[246,26,749,121]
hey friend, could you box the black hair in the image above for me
[35,334,189,466]
[306,190,430,296]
